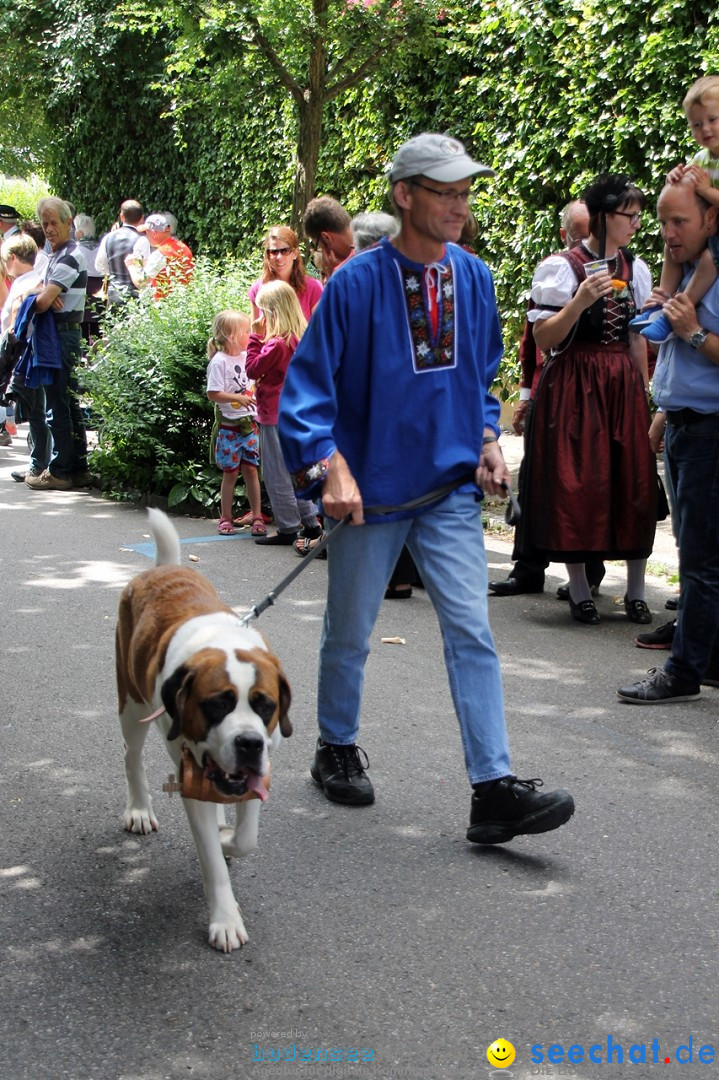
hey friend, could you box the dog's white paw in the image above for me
[208,905,248,952]
[219,825,257,860]
[124,806,159,834]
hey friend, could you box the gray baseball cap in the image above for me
[388,133,494,184]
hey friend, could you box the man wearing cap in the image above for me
[126,213,194,301]
[0,207,21,310]
[0,205,20,240]
[279,133,575,845]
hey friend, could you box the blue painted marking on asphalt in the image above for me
[126,533,252,559]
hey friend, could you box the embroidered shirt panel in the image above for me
[397,258,457,372]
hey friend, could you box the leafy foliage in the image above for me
[5,0,719,426]
[85,257,259,509]
[0,176,51,221]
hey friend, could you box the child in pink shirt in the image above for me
[245,281,321,546]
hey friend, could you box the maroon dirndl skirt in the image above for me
[517,341,657,562]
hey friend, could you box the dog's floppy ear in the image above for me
[161,664,194,741]
[277,669,292,738]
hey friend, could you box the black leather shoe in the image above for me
[310,738,375,805]
[556,581,600,601]
[488,577,544,596]
[624,596,652,624]
[254,530,298,546]
[467,775,575,845]
[665,596,679,611]
[568,596,600,624]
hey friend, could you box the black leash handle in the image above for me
[502,481,521,526]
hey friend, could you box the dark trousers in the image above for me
[664,414,719,682]
[45,327,88,479]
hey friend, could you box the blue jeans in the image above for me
[45,328,88,479]
[664,414,719,683]
[317,490,511,785]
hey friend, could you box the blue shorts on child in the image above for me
[216,423,260,472]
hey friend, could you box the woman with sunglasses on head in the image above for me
[248,226,323,323]
[516,173,659,626]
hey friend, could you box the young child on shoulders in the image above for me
[632,75,719,343]
[245,280,322,550]
[206,309,265,536]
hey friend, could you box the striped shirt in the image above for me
[44,241,87,323]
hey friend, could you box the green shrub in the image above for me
[0,175,51,221]
[85,256,260,512]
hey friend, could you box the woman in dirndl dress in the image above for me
[517,174,658,625]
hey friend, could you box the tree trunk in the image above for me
[292,93,324,233]
[290,0,328,233]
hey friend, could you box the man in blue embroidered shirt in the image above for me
[619,178,719,703]
[278,133,575,845]
[26,197,89,491]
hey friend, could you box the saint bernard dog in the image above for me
[115,508,291,952]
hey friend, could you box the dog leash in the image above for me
[139,471,520,723]
[240,471,519,625]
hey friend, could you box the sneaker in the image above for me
[310,738,375,805]
[628,305,663,332]
[702,666,719,689]
[617,666,700,704]
[640,312,674,344]
[25,469,72,491]
[0,428,12,446]
[11,467,42,484]
[635,618,676,649]
[466,775,575,845]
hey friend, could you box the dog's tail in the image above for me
[147,508,182,567]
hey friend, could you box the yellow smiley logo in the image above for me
[486,1039,516,1068]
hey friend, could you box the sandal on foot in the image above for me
[251,516,268,537]
[234,510,273,527]
[218,518,236,535]
[293,534,327,559]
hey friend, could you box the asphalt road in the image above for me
[1,438,716,1080]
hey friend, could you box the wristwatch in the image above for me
[689,328,708,349]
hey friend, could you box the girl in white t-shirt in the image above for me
[206,309,265,536]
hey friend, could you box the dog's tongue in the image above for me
[246,772,269,802]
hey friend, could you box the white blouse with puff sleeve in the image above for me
[527,251,652,323]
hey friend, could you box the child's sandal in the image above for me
[218,518,236,535]
[234,510,273,527]
[250,516,268,537]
